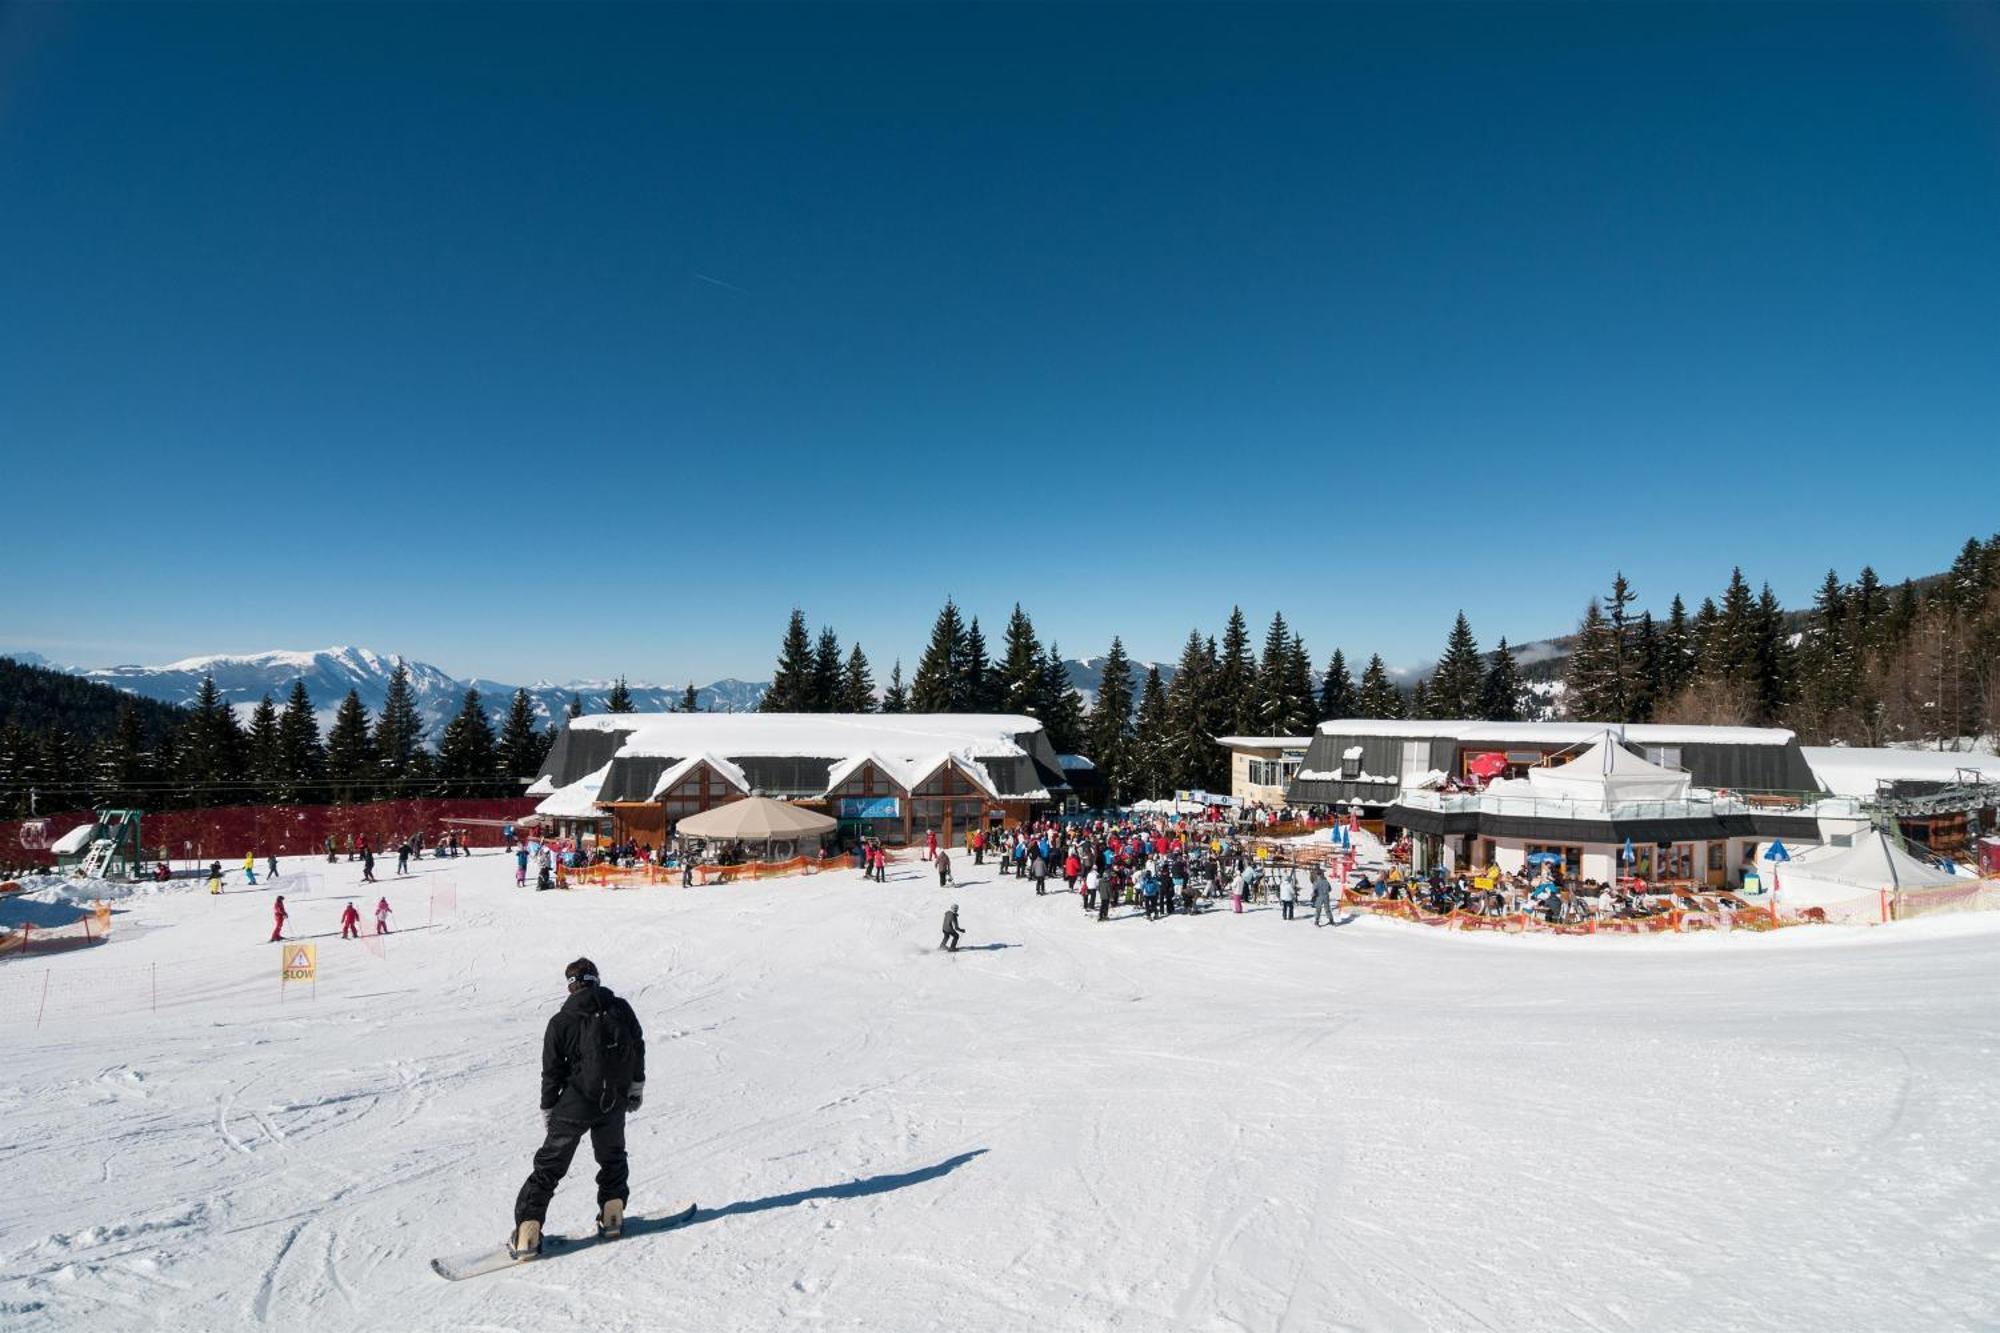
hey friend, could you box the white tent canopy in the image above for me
[674,796,835,843]
[1773,832,1961,909]
[1527,736,1693,805]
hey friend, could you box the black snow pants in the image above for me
[515,1107,629,1225]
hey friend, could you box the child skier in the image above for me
[374,897,392,934]
[339,902,362,940]
[270,895,288,942]
[243,853,258,886]
[940,904,962,952]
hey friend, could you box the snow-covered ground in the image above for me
[4,851,1999,1331]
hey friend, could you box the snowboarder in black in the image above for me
[940,904,962,952]
[511,957,646,1259]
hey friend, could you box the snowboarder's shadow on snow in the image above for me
[679,1149,988,1228]
[954,942,1018,952]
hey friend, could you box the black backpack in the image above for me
[573,999,638,1111]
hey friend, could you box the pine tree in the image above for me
[1430,612,1484,718]
[245,694,282,803]
[0,723,29,817]
[372,663,427,796]
[1480,638,1525,721]
[92,702,150,808]
[436,688,501,797]
[566,693,583,720]
[1851,566,1885,649]
[998,604,1046,717]
[761,609,817,713]
[1131,666,1171,799]
[1751,582,1795,726]
[324,689,375,804]
[1164,630,1225,791]
[1251,612,1313,736]
[679,683,699,713]
[1948,536,1987,615]
[880,660,909,714]
[606,676,635,713]
[1702,568,1759,687]
[1563,600,1617,720]
[1215,607,1257,734]
[275,680,324,804]
[1631,613,1662,722]
[808,628,843,711]
[1357,655,1404,719]
[1604,572,1639,721]
[1280,634,1317,736]
[1088,638,1137,801]
[498,688,546,784]
[840,643,876,713]
[962,617,994,712]
[1660,595,1695,699]
[1409,678,1435,720]
[1318,649,1357,721]
[1039,644,1085,755]
[176,674,244,807]
[911,600,969,713]
[38,728,87,812]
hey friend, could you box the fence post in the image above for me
[36,968,50,1028]
[20,923,28,954]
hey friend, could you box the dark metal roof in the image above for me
[1286,727,1825,806]
[537,726,635,788]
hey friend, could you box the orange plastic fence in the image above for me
[0,902,114,958]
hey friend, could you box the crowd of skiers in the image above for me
[892,815,1356,929]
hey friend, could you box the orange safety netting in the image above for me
[0,901,114,957]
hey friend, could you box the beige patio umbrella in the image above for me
[674,796,836,842]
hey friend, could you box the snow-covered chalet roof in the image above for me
[535,763,612,820]
[566,711,1039,760]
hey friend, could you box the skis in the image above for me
[429,1202,696,1281]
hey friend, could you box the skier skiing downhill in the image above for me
[510,958,646,1260]
[374,897,392,934]
[269,895,288,942]
[940,904,962,952]
[339,902,361,940]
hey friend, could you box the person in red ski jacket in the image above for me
[339,902,361,939]
[270,895,288,943]
[925,830,937,862]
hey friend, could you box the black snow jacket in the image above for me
[541,983,647,1116]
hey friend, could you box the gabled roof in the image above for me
[648,752,751,800]
[904,751,1001,799]
[824,751,916,793]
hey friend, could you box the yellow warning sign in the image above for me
[282,943,317,983]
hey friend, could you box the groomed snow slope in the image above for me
[3,856,1999,1331]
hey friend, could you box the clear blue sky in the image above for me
[3,3,1997,684]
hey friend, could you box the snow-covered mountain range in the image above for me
[21,647,769,737]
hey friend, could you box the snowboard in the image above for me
[430,1202,696,1281]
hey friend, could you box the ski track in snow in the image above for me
[2,853,2000,1330]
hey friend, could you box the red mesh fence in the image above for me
[1,798,538,869]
